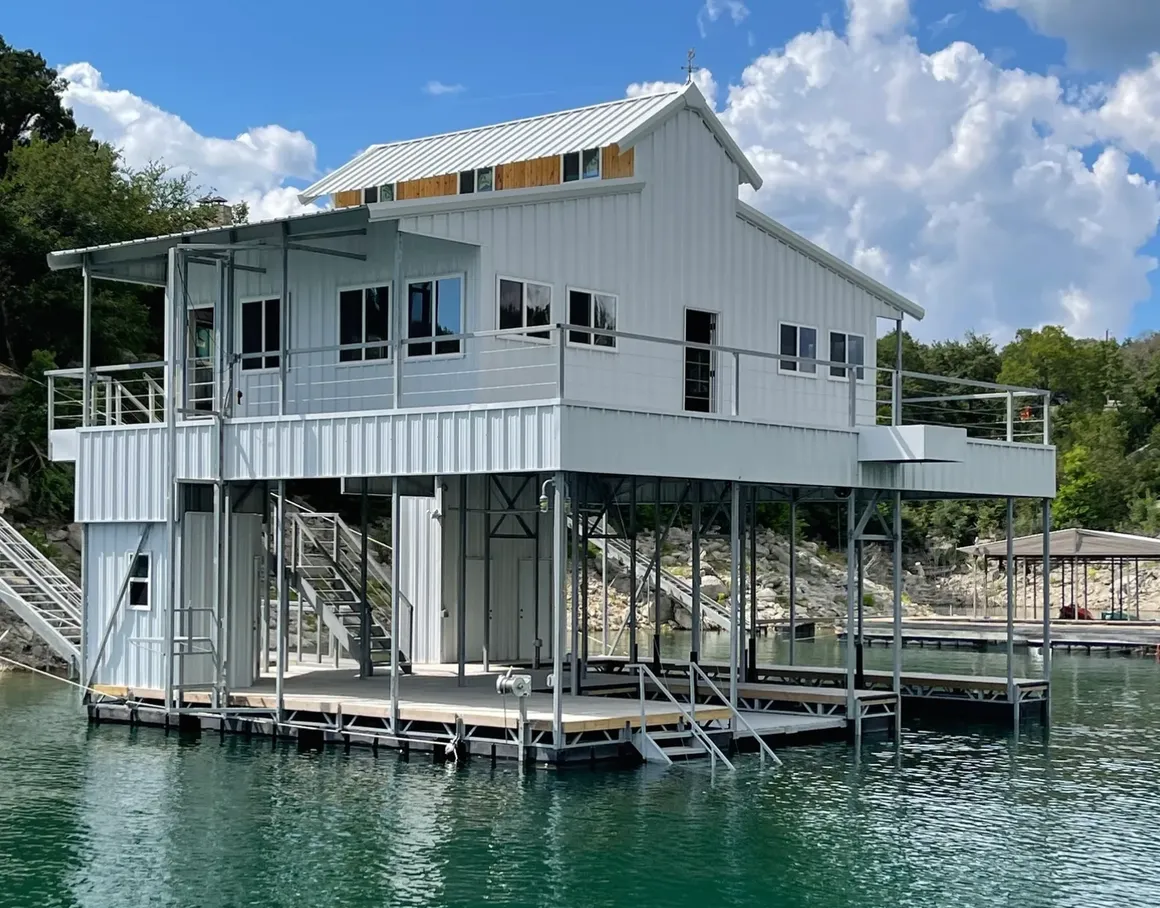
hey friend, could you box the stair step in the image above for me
[649,729,695,742]
[658,744,707,758]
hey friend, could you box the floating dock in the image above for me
[841,618,1160,655]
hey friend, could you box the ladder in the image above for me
[0,514,82,669]
[277,503,411,672]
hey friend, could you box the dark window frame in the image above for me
[338,284,392,363]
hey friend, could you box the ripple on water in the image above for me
[2,644,1160,908]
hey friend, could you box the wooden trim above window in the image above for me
[333,189,363,208]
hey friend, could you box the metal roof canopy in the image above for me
[298,82,763,202]
[45,206,371,274]
[960,528,1160,560]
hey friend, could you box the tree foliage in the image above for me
[0,34,242,519]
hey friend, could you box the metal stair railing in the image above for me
[688,661,781,767]
[0,515,82,667]
[631,662,734,770]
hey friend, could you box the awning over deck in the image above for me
[960,528,1160,560]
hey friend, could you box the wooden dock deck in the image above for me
[587,655,1047,725]
[91,665,734,766]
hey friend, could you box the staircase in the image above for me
[585,521,733,632]
[0,514,82,670]
[279,503,411,672]
[628,663,734,768]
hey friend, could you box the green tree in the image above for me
[0,37,76,178]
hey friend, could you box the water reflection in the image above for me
[1,641,1159,908]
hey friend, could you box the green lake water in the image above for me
[2,637,1158,908]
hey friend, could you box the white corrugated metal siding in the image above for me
[398,493,443,664]
[76,427,169,522]
[85,522,168,690]
[300,90,680,200]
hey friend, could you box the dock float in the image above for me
[841,618,1160,655]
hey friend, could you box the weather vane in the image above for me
[683,48,700,84]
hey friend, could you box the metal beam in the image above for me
[82,256,92,428]
[1042,498,1052,723]
[285,242,367,261]
[892,490,903,738]
[390,476,401,733]
[729,481,741,727]
[552,471,567,748]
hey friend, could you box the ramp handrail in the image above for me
[630,662,734,770]
[0,519,82,622]
[688,661,781,766]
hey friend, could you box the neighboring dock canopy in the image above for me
[959,528,1160,561]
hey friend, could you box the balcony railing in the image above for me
[45,326,1052,445]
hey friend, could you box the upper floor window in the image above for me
[778,322,817,375]
[828,331,865,380]
[339,285,391,362]
[241,297,281,371]
[498,277,551,340]
[568,288,617,349]
[458,167,494,194]
[407,276,463,357]
[128,553,151,610]
[563,148,600,182]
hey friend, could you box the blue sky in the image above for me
[6,0,1160,341]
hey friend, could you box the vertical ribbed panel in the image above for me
[398,494,443,664]
[77,427,169,522]
[86,521,167,690]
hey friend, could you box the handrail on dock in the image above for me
[688,661,781,766]
[630,662,734,770]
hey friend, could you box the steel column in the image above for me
[789,496,797,665]
[279,223,288,416]
[457,476,467,687]
[1042,498,1052,723]
[390,476,401,733]
[81,256,92,427]
[653,480,662,669]
[729,481,741,725]
[275,480,287,722]
[552,471,567,748]
[892,491,902,737]
[1006,497,1016,730]
[628,479,638,664]
[690,483,702,664]
[845,495,857,726]
[570,474,580,695]
[856,538,865,689]
[392,230,404,406]
[748,486,758,682]
[483,479,492,673]
[359,479,371,677]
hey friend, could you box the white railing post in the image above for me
[1006,391,1014,442]
[46,375,55,430]
[891,370,901,426]
[848,369,857,427]
[731,352,740,416]
[1042,392,1051,445]
[557,325,566,399]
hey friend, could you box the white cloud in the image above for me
[58,62,318,222]
[627,69,719,111]
[845,0,911,47]
[698,1,749,38]
[424,80,464,96]
[985,0,1160,70]
[642,4,1160,341]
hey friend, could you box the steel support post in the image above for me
[275,479,287,723]
[601,519,609,657]
[653,480,662,670]
[845,495,857,727]
[690,484,702,664]
[892,491,903,738]
[856,539,865,690]
[483,480,492,673]
[534,502,542,670]
[570,474,580,695]
[360,479,371,677]
[729,481,741,726]
[1006,497,1017,731]
[789,496,798,665]
[552,471,567,748]
[738,486,747,684]
[211,478,223,708]
[748,486,758,682]
[628,479,638,664]
[390,476,401,734]
[392,230,403,407]
[581,493,589,677]
[1042,498,1052,724]
[457,476,468,687]
[81,256,92,427]
[279,223,288,416]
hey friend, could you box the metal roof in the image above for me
[298,82,762,202]
[46,206,366,271]
[960,528,1160,560]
